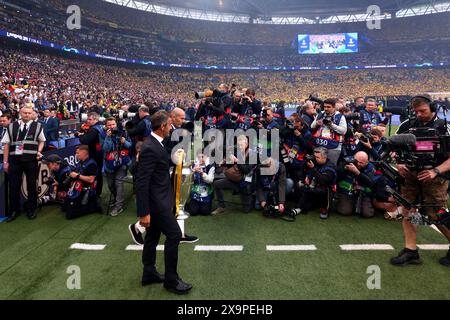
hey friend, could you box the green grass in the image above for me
[0,188,449,300]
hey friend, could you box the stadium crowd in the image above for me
[1,0,449,68]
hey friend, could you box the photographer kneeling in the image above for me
[65,145,102,220]
[294,147,337,219]
[257,157,293,221]
[40,154,73,207]
[102,118,132,217]
[336,151,377,218]
[212,135,256,214]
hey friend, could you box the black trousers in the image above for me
[9,160,38,214]
[142,210,182,284]
[298,188,332,213]
[65,196,100,220]
[186,199,212,216]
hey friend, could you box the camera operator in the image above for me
[78,112,105,197]
[102,117,132,217]
[391,94,450,267]
[352,97,366,113]
[310,98,347,166]
[233,88,262,131]
[299,101,317,128]
[272,101,286,127]
[195,84,232,131]
[65,145,102,220]
[294,147,337,219]
[356,128,384,162]
[256,157,293,221]
[127,105,152,142]
[359,98,387,134]
[336,151,377,218]
[40,154,72,206]
[280,114,312,194]
[256,107,280,157]
[212,135,256,214]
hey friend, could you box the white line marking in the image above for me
[417,244,449,250]
[125,245,164,251]
[430,225,443,234]
[340,244,394,251]
[194,245,243,251]
[70,243,106,251]
[266,245,317,251]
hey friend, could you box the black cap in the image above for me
[42,154,62,164]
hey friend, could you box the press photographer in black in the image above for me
[293,147,337,220]
[391,94,450,267]
[127,105,152,142]
[40,154,73,206]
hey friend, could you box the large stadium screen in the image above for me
[297,33,358,54]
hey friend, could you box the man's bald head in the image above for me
[171,107,185,128]
[354,151,369,168]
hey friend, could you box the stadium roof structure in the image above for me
[105,0,450,24]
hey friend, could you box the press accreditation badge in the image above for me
[15,142,24,155]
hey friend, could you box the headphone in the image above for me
[411,95,437,112]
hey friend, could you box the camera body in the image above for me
[359,133,373,144]
[343,156,358,166]
[322,116,332,126]
[305,154,315,163]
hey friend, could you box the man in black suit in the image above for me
[136,110,192,294]
[43,109,59,150]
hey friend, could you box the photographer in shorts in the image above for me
[390,95,450,266]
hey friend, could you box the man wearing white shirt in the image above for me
[1,106,46,221]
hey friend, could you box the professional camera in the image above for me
[343,156,358,166]
[305,154,315,163]
[388,129,450,169]
[322,116,332,126]
[194,88,226,100]
[43,176,56,186]
[344,113,360,121]
[308,94,324,106]
[359,133,373,144]
[285,119,295,130]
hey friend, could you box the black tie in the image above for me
[19,124,28,140]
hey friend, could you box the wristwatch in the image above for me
[433,168,441,175]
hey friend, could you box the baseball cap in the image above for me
[42,154,62,164]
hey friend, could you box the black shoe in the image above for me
[164,278,193,294]
[6,211,19,223]
[129,224,144,246]
[26,211,37,220]
[281,214,296,222]
[390,248,423,266]
[439,247,450,267]
[180,234,199,244]
[141,272,165,286]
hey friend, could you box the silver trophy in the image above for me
[174,151,193,236]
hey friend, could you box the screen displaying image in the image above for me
[298,33,358,54]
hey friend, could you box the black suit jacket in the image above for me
[136,135,175,217]
[44,117,59,141]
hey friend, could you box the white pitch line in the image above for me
[70,243,106,251]
[430,224,443,234]
[340,244,394,251]
[417,244,449,250]
[266,245,317,251]
[125,245,164,251]
[194,245,243,251]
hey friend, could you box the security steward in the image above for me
[1,106,46,221]
[392,94,450,267]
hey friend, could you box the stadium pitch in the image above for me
[0,189,449,300]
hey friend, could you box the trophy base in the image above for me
[176,210,190,220]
